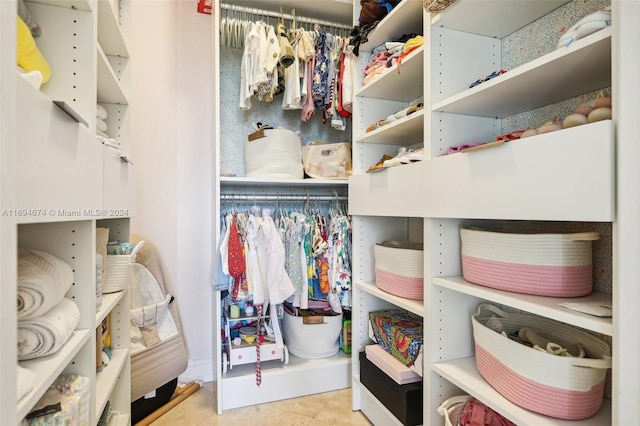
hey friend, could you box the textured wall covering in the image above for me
[502,0,611,132]
[219,47,352,177]
[499,0,612,296]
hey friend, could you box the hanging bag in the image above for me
[302,141,352,179]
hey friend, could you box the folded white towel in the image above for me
[17,364,36,401]
[96,117,108,133]
[17,297,80,360]
[96,103,108,120]
[17,248,74,320]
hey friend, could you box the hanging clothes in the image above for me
[239,22,259,109]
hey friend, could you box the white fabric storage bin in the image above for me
[244,128,304,179]
[283,310,343,359]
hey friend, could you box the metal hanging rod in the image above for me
[220,3,353,30]
[220,193,347,202]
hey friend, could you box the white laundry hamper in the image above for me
[283,310,343,359]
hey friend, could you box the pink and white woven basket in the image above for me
[374,241,423,300]
[472,304,611,420]
[461,228,599,297]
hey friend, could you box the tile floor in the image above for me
[147,382,373,426]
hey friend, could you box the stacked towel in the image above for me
[18,297,80,360]
[96,103,108,136]
[18,248,73,320]
[96,103,121,149]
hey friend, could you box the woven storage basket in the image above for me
[103,254,134,293]
[461,228,599,297]
[103,242,144,293]
[374,241,423,300]
[437,395,473,426]
[472,304,611,420]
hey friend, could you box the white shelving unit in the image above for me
[211,0,353,414]
[0,0,135,424]
[349,0,640,425]
[348,3,426,424]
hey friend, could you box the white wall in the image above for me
[131,0,214,383]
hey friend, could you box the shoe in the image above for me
[469,69,507,88]
[444,142,485,155]
[367,154,394,173]
[383,147,410,168]
[400,148,424,163]
[366,119,388,133]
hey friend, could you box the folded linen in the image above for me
[18,297,80,360]
[17,248,74,320]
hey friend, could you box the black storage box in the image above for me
[359,351,423,426]
[131,377,177,425]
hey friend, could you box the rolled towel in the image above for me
[96,103,108,120]
[18,297,80,360]
[96,117,108,133]
[97,129,110,139]
[17,364,36,401]
[18,248,74,320]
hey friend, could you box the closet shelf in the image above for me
[98,0,129,57]
[355,281,423,317]
[355,109,424,145]
[98,45,130,105]
[432,28,611,118]
[360,0,423,51]
[17,329,92,420]
[96,290,127,325]
[433,277,612,336]
[431,0,570,38]
[356,46,424,101]
[433,357,612,426]
[95,348,130,424]
[349,161,425,218]
[421,120,614,222]
[220,176,348,187]
[220,352,351,409]
[53,101,89,127]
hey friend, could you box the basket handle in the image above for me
[568,232,600,242]
[569,355,612,369]
[477,305,612,370]
[128,240,145,265]
[476,303,509,318]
